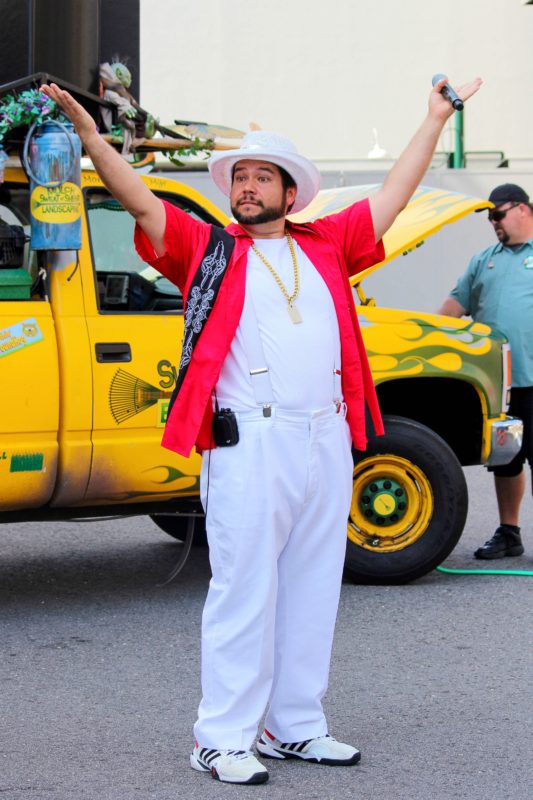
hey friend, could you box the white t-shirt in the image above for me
[215,236,342,410]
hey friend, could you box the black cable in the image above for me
[66,250,80,281]
[159,400,214,585]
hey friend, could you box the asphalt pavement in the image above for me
[1,465,532,800]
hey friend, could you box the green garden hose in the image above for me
[437,566,533,576]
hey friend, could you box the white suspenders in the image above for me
[238,280,343,417]
[239,282,275,417]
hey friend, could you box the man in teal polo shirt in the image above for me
[439,183,533,559]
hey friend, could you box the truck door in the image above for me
[0,180,60,512]
[81,177,224,507]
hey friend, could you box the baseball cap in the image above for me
[488,183,530,207]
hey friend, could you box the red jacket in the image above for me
[134,198,385,456]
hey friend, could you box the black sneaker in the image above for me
[474,525,524,559]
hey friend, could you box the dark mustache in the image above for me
[238,196,264,207]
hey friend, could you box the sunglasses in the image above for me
[488,202,520,223]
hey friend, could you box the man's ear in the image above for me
[286,185,297,212]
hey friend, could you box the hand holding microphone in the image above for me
[432,74,464,111]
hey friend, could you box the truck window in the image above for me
[86,188,218,314]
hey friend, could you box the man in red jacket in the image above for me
[43,76,481,786]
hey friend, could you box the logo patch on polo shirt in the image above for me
[523,256,533,269]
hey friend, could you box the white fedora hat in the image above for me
[208,131,320,213]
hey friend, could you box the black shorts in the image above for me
[489,386,533,477]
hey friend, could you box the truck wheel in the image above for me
[150,514,207,546]
[345,415,468,584]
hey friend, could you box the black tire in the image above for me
[345,415,468,584]
[150,513,207,546]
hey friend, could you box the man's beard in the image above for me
[495,227,510,244]
[231,196,287,225]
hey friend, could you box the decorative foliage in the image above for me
[166,136,216,167]
[0,89,58,145]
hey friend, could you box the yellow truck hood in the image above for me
[289,184,491,283]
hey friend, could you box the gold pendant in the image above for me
[288,303,302,324]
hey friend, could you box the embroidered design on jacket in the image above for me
[167,227,235,415]
[179,241,227,371]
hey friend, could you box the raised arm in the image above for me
[369,76,483,243]
[40,83,166,255]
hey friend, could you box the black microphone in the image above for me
[432,73,464,111]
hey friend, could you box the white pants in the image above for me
[194,404,353,750]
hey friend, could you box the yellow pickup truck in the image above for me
[0,166,522,583]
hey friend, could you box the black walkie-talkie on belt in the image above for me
[212,394,239,447]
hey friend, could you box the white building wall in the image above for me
[138,1,533,314]
[139,0,533,163]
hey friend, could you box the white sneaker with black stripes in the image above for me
[190,742,269,784]
[256,729,361,766]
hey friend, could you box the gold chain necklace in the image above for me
[250,232,302,324]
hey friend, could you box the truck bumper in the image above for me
[485,416,524,467]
